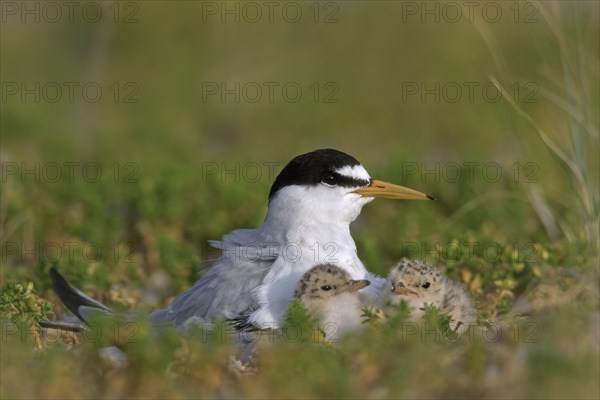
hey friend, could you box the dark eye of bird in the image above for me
[320,285,332,291]
[422,282,431,289]
[322,173,338,185]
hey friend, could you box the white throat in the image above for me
[265,185,373,229]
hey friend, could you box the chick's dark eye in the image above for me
[322,173,338,185]
[422,282,431,289]
[320,285,332,291]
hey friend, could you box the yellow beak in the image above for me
[353,179,434,200]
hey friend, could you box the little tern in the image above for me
[51,149,433,330]
[388,259,477,333]
[293,263,370,341]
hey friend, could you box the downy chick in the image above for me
[295,264,370,341]
[388,259,476,333]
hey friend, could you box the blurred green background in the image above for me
[1,1,598,398]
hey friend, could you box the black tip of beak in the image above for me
[426,194,436,200]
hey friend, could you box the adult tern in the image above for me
[52,149,433,329]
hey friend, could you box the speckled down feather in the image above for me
[387,259,477,333]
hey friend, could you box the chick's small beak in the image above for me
[353,179,434,200]
[344,279,370,293]
[391,282,417,296]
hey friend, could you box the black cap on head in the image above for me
[269,149,369,200]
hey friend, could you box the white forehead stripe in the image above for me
[334,165,371,181]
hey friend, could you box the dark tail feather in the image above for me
[39,320,86,333]
[49,267,111,323]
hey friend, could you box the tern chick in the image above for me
[295,264,370,341]
[388,259,476,333]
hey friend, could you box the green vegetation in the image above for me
[1,2,598,399]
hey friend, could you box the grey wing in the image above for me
[162,255,273,327]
